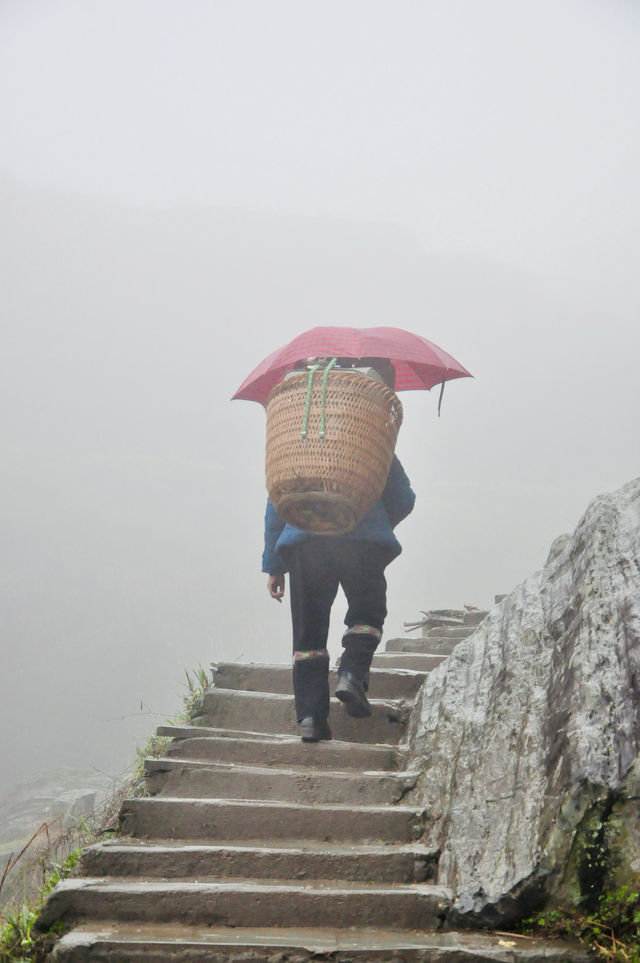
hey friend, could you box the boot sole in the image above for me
[300,726,332,742]
[335,684,372,718]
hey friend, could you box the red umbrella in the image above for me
[232,326,472,406]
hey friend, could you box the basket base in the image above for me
[275,490,361,535]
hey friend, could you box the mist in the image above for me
[1,0,639,795]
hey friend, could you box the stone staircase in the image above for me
[39,610,591,961]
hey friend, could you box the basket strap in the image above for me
[318,358,337,439]
[300,364,321,440]
[300,358,338,441]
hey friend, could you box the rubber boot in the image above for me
[338,625,381,691]
[292,650,330,723]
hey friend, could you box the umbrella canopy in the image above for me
[232,326,472,405]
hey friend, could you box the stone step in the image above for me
[157,728,405,771]
[200,688,409,744]
[372,652,448,671]
[384,640,452,658]
[463,609,489,626]
[407,609,466,628]
[48,922,594,962]
[424,626,473,639]
[120,797,425,843]
[211,662,427,699]
[144,758,420,806]
[38,878,451,931]
[385,637,459,654]
[80,839,439,884]
[423,637,469,649]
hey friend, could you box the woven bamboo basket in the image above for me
[265,370,403,534]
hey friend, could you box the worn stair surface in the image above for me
[40,610,592,961]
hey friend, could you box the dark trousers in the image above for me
[287,538,388,721]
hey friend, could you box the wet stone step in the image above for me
[424,626,474,639]
[48,923,594,963]
[144,758,420,806]
[200,688,409,744]
[372,652,447,671]
[385,637,459,655]
[211,662,427,700]
[79,839,439,884]
[38,878,452,931]
[157,729,405,771]
[383,640,452,658]
[119,797,426,844]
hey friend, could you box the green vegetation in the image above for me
[522,886,640,961]
[180,666,210,721]
[0,666,211,962]
[0,851,80,962]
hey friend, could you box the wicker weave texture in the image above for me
[265,370,403,534]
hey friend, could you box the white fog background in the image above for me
[1,0,639,794]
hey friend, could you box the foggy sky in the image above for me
[1,1,639,794]
[3,0,640,264]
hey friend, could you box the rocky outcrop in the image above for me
[409,477,640,925]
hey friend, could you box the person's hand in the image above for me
[267,574,285,602]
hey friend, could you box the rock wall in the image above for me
[409,477,640,925]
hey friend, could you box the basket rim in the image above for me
[266,367,402,404]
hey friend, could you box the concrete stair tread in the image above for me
[212,661,292,667]
[211,661,427,674]
[158,731,405,772]
[206,687,404,702]
[51,922,592,961]
[203,686,413,720]
[128,795,424,814]
[57,878,450,894]
[165,732,400,754]
[82,837,438,883]
[209,661,428,678]
[120,796,425,843]
[40,876,450,931]
[373,639,456,656]
[187,689,411,743]
[159,724,294,741]
[212,662,429,679]
[190,723,403,749]
[145,758,419,806]
[158,727,408,753]
[372,652,449,670]
[384,640,454,655]
[211,662,428,698]
[145,756,420,779]
[108,834,424,849]
[424,627,472,638]
[91,838,438,856]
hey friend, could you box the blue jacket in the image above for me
[262,455,415,575]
